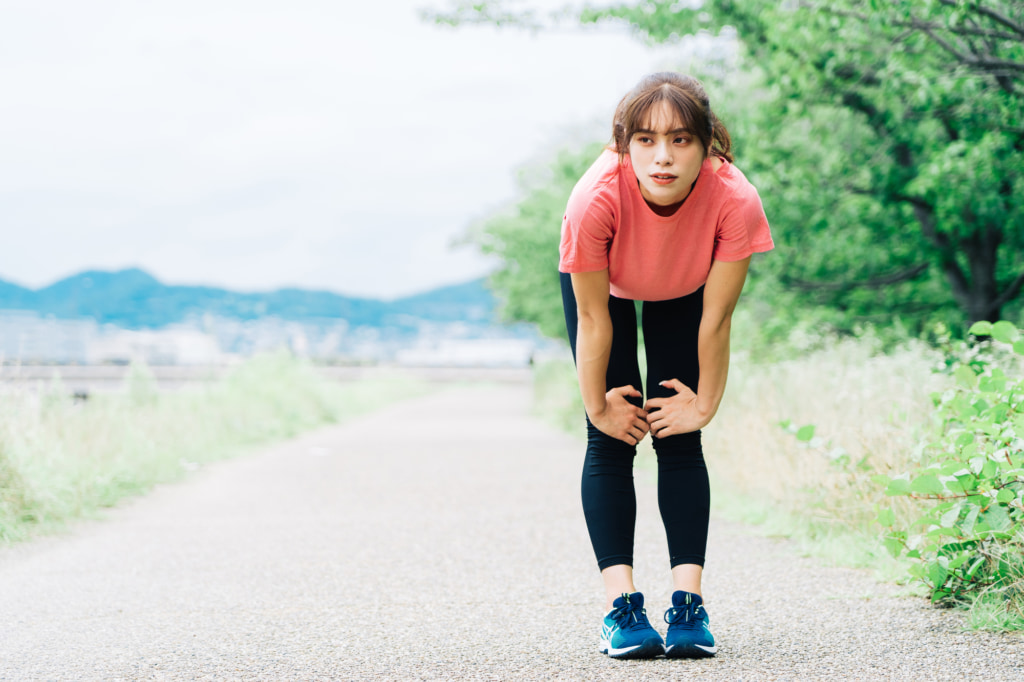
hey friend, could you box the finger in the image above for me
[645,398,664,411]
[633,418,649,433]
[659,378,685,393]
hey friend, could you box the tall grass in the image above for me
[703,338,947,574]
[0,354,426,543]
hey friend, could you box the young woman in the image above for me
[559,72,773,660]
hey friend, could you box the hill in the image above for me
[0,269,496,329]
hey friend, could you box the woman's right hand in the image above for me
[589,385,650,445]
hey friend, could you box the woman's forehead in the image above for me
[639,100,689,132]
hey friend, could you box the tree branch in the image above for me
[989,271,1024,313]
[905,201,972,306]
[938,0,1024,39]
[785,263,930,291]
[808,3,1022,40]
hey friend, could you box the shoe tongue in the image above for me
[614,592,645,609]
[672,590,702,608]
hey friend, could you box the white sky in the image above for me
[1,0,705,298]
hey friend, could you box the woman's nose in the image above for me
[655,142,673,165]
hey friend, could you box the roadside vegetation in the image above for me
[0,354,426,544]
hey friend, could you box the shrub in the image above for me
[877,321,1024,616]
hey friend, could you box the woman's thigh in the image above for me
[641,287,703,403]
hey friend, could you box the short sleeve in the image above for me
[712,184,774,262]
[558,190,615,273]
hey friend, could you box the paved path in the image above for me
[1,385,1021,680]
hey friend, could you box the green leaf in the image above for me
[965,557,986,579]
[928,562,948,589]
[953,365,977,390]
[969,321,994,336]
[939,505,961,528]
[960,506,980,535]
[910,474,945,496]
[1014,340,1024,356]
[996,488,1016,504]
[947,553,970,571]
[981,505,1012,532]
[886,478,911,496]
[877,508,896,526]
[883,536,903,557]
[795,424,816,442]
[954,473,977,493]
[991,321,1018,344]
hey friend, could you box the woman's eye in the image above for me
[675,137,690,144]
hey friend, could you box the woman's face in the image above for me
[627,100,707,208]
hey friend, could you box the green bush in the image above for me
[877,321,1024,617]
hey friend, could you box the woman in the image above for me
[559,72,773,660]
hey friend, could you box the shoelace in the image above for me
[664,602,704,626]
[610,595,652,631]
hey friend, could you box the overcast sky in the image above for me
[2,0,704,299]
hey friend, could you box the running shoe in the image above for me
[663,590,717,658]
[598,592,665,659]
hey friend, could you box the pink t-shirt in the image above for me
[558,149,774,301]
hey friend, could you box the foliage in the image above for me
[431,0,1024,331]
[877,321,1024,615]
[469,142,606,339]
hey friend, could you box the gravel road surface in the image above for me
[1,384,1021,680]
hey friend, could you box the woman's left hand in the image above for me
[644,379,711,438]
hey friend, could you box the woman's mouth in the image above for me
[650,173,677,186]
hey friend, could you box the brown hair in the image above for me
[611,72,733,163]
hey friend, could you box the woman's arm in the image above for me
[645,256,751,437]
[571,269,650,445]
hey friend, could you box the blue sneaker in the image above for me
[598,592,665,659]
[664,590,717,658]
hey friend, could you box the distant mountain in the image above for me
[0,268,496,330]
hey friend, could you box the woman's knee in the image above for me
[652,433,705,467]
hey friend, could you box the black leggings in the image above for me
[560,272,710,570]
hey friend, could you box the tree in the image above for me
[467,143,605,339]
[431,1,1024,327]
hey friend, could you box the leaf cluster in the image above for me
[877,320,1024,610]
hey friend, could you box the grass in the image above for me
[0,353,428,543]
[533,334,1024,630]
[703,337,946,556]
